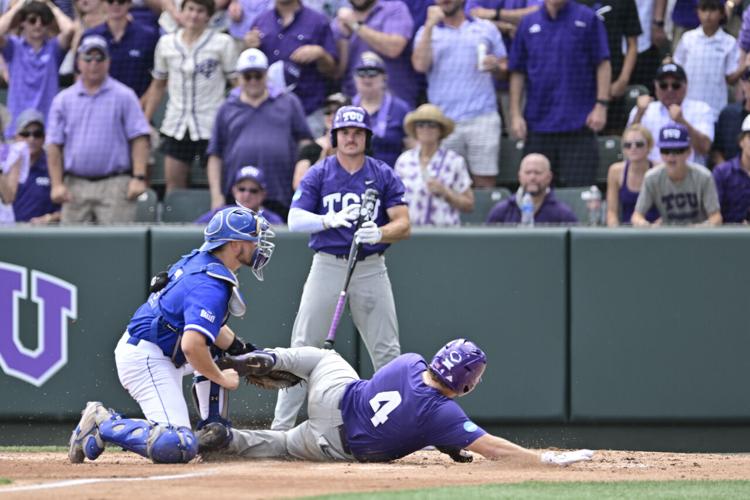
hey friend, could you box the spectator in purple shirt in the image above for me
[47,35,151,224]
[333,0,417,106]
[486,153,578,224]
[228,0,271,41]
[509,0,611,187]
[0,0,74,138]
[246,0,337,138]
[196,165,284,224]
[83,0,159,98]
[207,48,312,220]
[352,51,409,167]
[12,109,61,224]
[712,114,750,224]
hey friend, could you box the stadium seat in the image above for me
[624,84,649,116]
[553,186,592,224]
[497,137,524,188]
[162,189,211,223]
[597,135,623,184]
[462,187,512,225]
[135,188,159,223]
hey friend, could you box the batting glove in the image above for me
[541,449,594,466]
[354,220,382,245]
[323,204,361,229]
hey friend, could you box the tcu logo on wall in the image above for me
[0,262,77,387]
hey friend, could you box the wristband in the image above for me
[652,20,664,27]
[494,7,501,20]
[596,99,610,107]
[132,174,146,181]
[351,21,361,33]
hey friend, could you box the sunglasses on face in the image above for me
[242,71,265,81]
[658,81,683,91]
[324,107,339,116]
[25,16,49,26]
[236,187,261,194]
[355,68,383,78]
[415,121,440,129]
[623,140,646,149]
[80,52,107,63]
[660,147,688,156]
[19,129,44,138]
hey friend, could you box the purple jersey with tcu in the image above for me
[291,154,407,256]
[340,353,487,462]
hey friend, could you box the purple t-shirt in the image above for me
[672,0,699,30]
[341,353,487,462]
[332,0,417,106]
[509,0,609,133]
[253,6,338,114]
[712,156,750,223]
[12,152,60,222]
[486,191,578,223]
[354,92,410,167]
[2,36,65,138]
[195,204,284,225]
[291,154,407,256]
[207,90,312,207]
[46,77,151,177]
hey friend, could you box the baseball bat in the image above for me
[322,188,379,350]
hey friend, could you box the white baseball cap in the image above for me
[236,48,268,72]
[742,114,750,133]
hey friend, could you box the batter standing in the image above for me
[275,105,410,430]
[68,207,275,464]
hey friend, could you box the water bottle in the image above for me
[520,192,534,227]
[477,41,488,71]
[581,186,602,226]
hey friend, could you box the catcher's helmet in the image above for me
[200,206,275,281]
[330,105,372,148]
[429,339,487,396]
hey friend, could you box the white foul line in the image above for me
[0,470,216,493]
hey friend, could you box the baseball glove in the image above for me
[216,351,303,390]
[244,370,303,390]
[436,446,473,463]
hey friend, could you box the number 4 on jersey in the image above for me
[369,391,402,427]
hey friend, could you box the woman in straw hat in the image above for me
[394,103,474,226]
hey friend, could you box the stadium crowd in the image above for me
[0,0,749,226]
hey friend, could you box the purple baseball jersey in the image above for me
[340,353,487,462]
[291,154,407,256]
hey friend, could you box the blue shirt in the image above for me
[509,1,609,132]
[12,152,60,222]
[415,16,506,122]
[127,251,236,365]
[253,5,338,115]
[486,191,578,224]
[207,90,312,207]
[84,21,159,97]
[341,353,487,462]
[712,156,750,223]
[291,154,407,256]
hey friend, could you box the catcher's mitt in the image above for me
[216,351,303,390]
[244,370,303,390]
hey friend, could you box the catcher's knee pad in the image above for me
[99,417,197,463]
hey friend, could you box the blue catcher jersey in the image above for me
[126,250,237,365]
[291,155,407,257]
[340,353,487,462]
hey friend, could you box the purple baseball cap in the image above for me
[355,51,386,72]
[234,165,266,190]
[658,123,690,149]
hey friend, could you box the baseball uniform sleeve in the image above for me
[291,164,323,212]
[182,279,230,344]
[702,172,721,216]
[152,35,168,80]
[45,93,66,146]
[634,172,656,216]
[425,400,487,449]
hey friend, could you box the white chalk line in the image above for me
[0,469,218,493]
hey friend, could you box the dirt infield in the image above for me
[2,450,750,499]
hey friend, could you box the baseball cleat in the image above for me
[197,422,233,453]
[216,350,277,377]
[68,401,112,463]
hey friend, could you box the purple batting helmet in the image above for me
[330,105,372,148]
[429,339,487,396]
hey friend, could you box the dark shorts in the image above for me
[523,128,599,187]
[160,134,209,164]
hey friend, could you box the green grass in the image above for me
[0,446,67,453]
[307,481,750,500]
[0,478,10,485]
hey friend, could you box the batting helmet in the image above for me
[330,105,372,148]
[429,339,487,396]
[200,206,276,281]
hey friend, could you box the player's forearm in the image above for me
[378,214,410,243]
[214,325,236,350]
[182,331,228,386]
[466,434,540,465]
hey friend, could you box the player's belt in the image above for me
[337,424,352,455]
[320,251,384,262]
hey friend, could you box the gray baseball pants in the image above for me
[227,347,358,461]
[272,252,401,431]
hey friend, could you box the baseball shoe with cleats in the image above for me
[68,401,113,464]
[216,350,277,377]
[197,422,233,453]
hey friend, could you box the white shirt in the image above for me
[0,141,30,224]
[629,0,654,53]
[153,29,238,141]
[627,98,715,165]
[674,27,739,120]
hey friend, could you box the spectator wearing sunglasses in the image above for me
[712,114,750,224]
[0,112,30,224]
[0,0,74,138]
[632,122,721,226]
[207,49,312,220]
[195,165,283,224]
[83,0,159,98]
[12,109,61,224]
[605,124,659,226]
[627,62,714,166]
[46,35,151,224]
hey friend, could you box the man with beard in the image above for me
[486,153,578,224]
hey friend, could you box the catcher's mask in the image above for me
[200,206,276,281]
[429,339,487,396]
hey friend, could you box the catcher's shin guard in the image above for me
[99,416,198,463]
[192,375,230,430]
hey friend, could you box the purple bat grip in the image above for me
[326,291,348,341]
